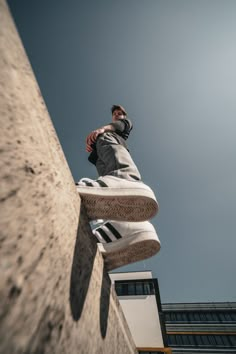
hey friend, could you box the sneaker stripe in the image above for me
[102,225,119,242]
[82,179,101,187]
[105,222,122,239]
[97,179,108,187]
[93,230,106,243]
[96,228,112,243]
[84,181,93,186]
[77,178,107,187]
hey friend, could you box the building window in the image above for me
[231,312,236,321]
[215,335,224,346]
[230,335,236,346]
[127,283,135,295]
[164,311,236,323]
[219,312,236,322]
[167,334,236,348]
[114,280,155,296]
[136,282,143,295]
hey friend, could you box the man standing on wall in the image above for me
[76,105,160,270]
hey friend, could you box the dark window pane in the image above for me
[176,313,183,321]
[231,312,236,321]
[176,335,183,345]
[128,283,135,295]
[195,335,202,345]
[122,283,128,295]
[143,282,151,295]
[200,313,207,321]
[215,335,224,346]
[219,312,232,322]
[229,335,236,346]
[167,335,176,345]
[202,335,210,345]
[194,313,201,321]
[115,283,122,296]
[194,335,201,346]
[225,313,232,321]
[176,335,195,346]
[218,312,232,321]
[188,335,195,345]
[165,313,171,321]
[205,312,212,321]
[135,282,143,295]
[219,313,225,321]
[221,335,231,346]
[209,312,218,321]
[188,312,195,321]
[182,335,189,345]
[209,335,217,346]
[149,281,155,295]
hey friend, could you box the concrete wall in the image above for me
[0,1,137,353]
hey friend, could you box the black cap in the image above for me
[111,105,127,116]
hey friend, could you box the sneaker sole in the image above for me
[97,231,160,271]
[77,187,158,222]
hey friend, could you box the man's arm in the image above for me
[86,124,115,152]
[86,118,132,152]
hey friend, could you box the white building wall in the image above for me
[119,295,164,348]
[110,272,164,348]
[110,271,153,281]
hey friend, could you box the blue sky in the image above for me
[8,0,236,303]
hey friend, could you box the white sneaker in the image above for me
[93,220,161,271]
[76,176,159,222]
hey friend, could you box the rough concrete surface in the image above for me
[0,1,137,353]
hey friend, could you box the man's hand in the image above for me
[86,128,105,152]
[86,124,116,152]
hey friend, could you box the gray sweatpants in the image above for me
[95,133,141,181]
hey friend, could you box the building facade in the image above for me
[163,302,236,354]
[111,271,236,354]
[110,271,171,354]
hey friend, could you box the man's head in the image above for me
[111,105,127,122]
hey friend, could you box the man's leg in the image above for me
[96,133,141,181]
[76,132,158,221]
